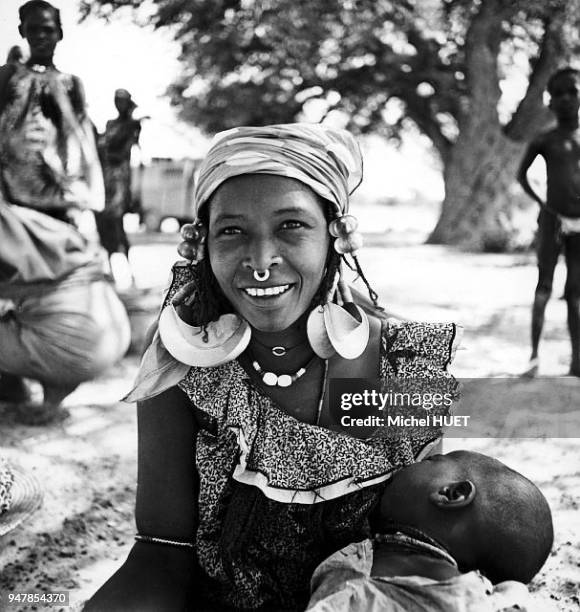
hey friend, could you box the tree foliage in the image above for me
[81,0,579,145]
[81,0,580,249]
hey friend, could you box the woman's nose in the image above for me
[243,238,282,272]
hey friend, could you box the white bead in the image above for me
[262,372,278,386]
[277,374,292,387]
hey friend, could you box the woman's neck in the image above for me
[248,314,313,371]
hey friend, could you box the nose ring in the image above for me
[253,269,270,282]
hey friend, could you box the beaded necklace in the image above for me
[246,353,328,426]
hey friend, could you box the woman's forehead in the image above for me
[208,174,324,219]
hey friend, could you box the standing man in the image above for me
[0,1,130,422]
[518,67,580,377]
[95,89,143,282]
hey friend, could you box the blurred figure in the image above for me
[518,67,580,378]
[95,88,143,285]
[0,1,130,422]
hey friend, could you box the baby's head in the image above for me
[377,451,553,584]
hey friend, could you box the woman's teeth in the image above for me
[244,284,291,297]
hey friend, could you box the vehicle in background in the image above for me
[134,157,201,231]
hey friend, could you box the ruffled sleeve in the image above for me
[378,320,461,460]
[381,320,462,378]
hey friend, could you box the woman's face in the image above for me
[208,174,330,332]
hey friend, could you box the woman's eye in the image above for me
[220,227,242,236]
[280,220,305,230]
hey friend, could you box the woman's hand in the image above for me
[83,542,196,611]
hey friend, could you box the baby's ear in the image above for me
[429,480,476,509]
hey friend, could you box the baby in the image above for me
[307,451,553,611]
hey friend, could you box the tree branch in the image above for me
[402,93,454,162]
[463,0,506,128]
[504,12,567,141]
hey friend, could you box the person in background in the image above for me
[0,0,130,422]
[518,67,580,377]
[95,88,143,284]
[307,450,553,611]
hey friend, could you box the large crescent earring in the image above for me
[306,266,370,360]
[158,305,251,367]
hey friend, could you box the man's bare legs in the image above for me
[524,289,551,377]
[567,297,580,375]
[532,289,551,360]
[524,213,560,377]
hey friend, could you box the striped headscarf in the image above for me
[194,123,363,217]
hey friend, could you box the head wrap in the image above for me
[194,123,363,218]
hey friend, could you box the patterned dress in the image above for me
[148,265,461,611]
[0,63,103,212]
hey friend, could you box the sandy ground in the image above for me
[1,210,579,611]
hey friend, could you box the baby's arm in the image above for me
[517,139,545,209]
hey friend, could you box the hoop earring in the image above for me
[306,266,369,360]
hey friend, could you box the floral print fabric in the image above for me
[177,316,459,610]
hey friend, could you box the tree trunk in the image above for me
[428,123,527,251]
[426,2,571,251]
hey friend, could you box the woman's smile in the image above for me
[241,283,294,299]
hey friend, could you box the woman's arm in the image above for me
[85,385,199,611]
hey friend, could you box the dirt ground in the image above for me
[1,215,579,611]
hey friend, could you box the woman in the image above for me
[87,124,459,611]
